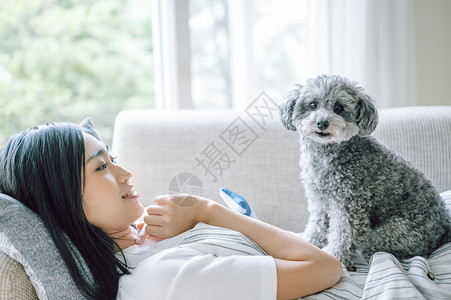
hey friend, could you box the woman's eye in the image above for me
[309,102,318,110]
[96,163,108,171]
[111,156,117,163]
[334,103,344,113]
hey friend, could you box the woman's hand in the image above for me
[136,194,209,244]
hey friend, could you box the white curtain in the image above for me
[307,0,416,107]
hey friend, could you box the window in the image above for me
[0,0,154,146]
[190,0,309,109]
[154,0,416,110]
[153,0,310,110]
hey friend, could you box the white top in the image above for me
[116,223,277,300]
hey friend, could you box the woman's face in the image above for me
[82,133,144,235]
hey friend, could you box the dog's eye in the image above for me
[309,102,318,110]
[334,103,344,114]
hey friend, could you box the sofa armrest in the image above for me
[0,251,38,300]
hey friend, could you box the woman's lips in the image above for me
[122,189,139,199]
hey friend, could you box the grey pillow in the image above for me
[0,193,87,299]
[80,117,102,141]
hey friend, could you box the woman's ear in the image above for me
[356,92,378,136]
[279,88,301,131]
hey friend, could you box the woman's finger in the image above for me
[136,224,148,244]
[146,204,165,215]
[154,195,169,206]
[144,224,165,237]
[136,223,165,243]
[143,214,164,226]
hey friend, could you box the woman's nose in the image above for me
[117,165,133,183]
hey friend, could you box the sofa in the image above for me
[1,105,450,299]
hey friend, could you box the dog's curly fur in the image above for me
[279,74,451,269]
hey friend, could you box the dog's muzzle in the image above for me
[316,120,331,137]
[317,120,329,130]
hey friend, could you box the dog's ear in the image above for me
[279,87,300,131]
[356,91,378,135]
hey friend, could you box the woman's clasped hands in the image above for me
[136,194,210,245]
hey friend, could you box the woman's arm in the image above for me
[138,195,342,299]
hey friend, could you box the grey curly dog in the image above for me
[279,74,451,269]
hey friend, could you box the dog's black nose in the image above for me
[317,120,329,130]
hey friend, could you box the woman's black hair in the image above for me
[0,122,129,299]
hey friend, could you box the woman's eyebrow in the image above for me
[87,148,106,164]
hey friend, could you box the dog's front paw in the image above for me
[322,245,356,270]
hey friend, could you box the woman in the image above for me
[0,122,342,299]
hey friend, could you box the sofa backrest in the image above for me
[112,106,451,232]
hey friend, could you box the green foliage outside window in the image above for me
[0,0,154,146]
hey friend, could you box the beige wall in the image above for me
[414,0,451,106]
